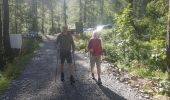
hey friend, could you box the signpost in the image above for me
[75,22,83,34]
[10,34,22,49]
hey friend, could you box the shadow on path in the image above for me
[93,78,127,100]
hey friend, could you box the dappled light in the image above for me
[0,0,170,100]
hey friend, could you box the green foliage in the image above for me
[148,39,166,71]
[144,0,168,37]
[6,39,39,78]
[4,54,34,79]
[22,39,39,55]
[136,0,168,72]
[103,42,119,63]
[147,0,168,19]
[75,39,86,51]
[0,74,9,94]
[0,39,39,93]
[159,80,170,95]
[133,67,153,77]
[112,4,135,65]
[82,32,92,40]
[75,32,91,52]
[127,65,168,79]
[96,0,167,77]
[99,29,113,42]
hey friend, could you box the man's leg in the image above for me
[60,52,65,82]
[66,52,75,83]
[68,63,73,78]
[60,64,64,73]
[60,64,64,81]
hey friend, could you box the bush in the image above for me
[82,32,92,40]
[75,39,86,51]
[21,39,39,55]
[103,43,119,63]
[159,80,170,95]
[0,74,9,94]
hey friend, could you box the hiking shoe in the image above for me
[61,72,64,82]
[98,78,102,85]
[70,75,75,84]
[92,73,95,79]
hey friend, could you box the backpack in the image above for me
[88,38,102,56]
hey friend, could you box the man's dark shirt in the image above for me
[56,33,75,52]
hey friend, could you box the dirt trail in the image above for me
[0,36,149,100]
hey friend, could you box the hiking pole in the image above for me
[55,46,59,82]
[73,53,76,72]
[72,51,77,81]
[72,52,75,71]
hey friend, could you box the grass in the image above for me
[0,39,40,94]
[119,63,169,96]
[126,65,168,80]
[4,53,34,79]
[0,74,10,93]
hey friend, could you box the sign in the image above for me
[75,22,83,33]
[10,34,22,49]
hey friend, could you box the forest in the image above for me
[0,0,170,98]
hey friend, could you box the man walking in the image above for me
[56,26,75,84]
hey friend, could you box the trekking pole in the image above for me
[72,52,75,70]
[72,51,77,78]
[55,46,59,82]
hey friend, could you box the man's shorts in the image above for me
[60,51,72,64]
[90,55,101,67]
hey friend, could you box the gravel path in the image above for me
[0,36,150,100]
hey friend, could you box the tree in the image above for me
[0,2,4,69]
[167,0,170,79]
[83,0,87,23]
[50,0,54,34]
[15,0,18,34]
[64,0,67,25]
[79,0,82,22]
[41,0,45,34]
[100,0,104,23]
[3,0,13,62]
[31,0,38,32]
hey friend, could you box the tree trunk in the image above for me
[79,0,82,22]
[41,0,45,34]
[15,0,18,34]
[83,0,86,23]
[0,5,4,69]
[64,0,67,26]
[100,0,104,24]
[50,0,54,34]
[18,0,22,33]
[167,0,170,80]
[32,0,38,32]
[3,0,13,62]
